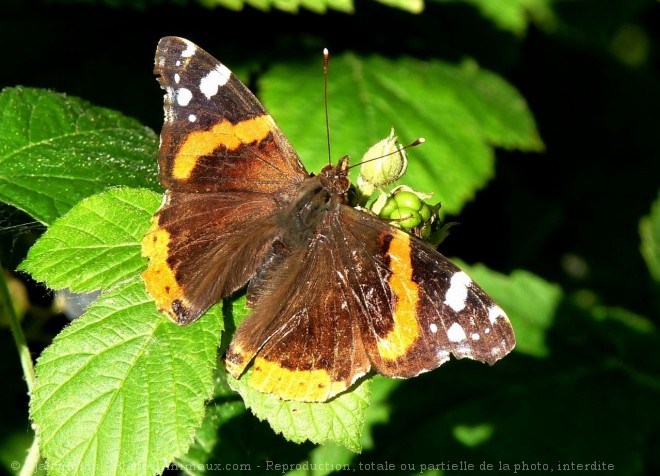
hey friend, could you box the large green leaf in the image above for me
[261,54,543,215]
[173,364,248,474]
[29,277,224,476]
[18,187,159,293]
[0,87,158,225]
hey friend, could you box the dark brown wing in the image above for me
[224,235,372,402]
[224,203,515,401]
[142,37,308,324]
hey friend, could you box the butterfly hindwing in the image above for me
[225,245,371,402]
[142,191,280,324]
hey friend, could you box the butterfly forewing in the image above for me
[143,37,308,324]
[154,36,307,193]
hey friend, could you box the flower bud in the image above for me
[358,129,408,193]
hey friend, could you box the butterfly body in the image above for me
[276,157,350,244]
[142,37,515,402]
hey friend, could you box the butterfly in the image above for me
[141,37,516,402]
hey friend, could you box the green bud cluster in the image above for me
[376,188,439,240]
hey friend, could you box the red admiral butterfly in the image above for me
[142,37,515,402]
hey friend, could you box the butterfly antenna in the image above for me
[323,48,332,165]
[348,137,426,170]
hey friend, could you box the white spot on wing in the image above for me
[200,64,232,98]
[488,305,507,325]
[444,271,472,312]
[174,73,180,83]
[430,323,438,333]
[447,322,466,342]
[471,332,480,341]
[181,39,196,58]
[177,88,193,106]
[188,114,197,122]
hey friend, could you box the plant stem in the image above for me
[19,436,40,476]
[0,271,40,467]
[0,271,36,392]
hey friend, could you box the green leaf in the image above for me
[375,0,424,14]
[173,371,247,474]
[18,188,160,293]
[434,0,557,35]
[261,54,543,215]
[173,298,254,472]
[198,0,355,13]
[640,190,660,282]
[458,263,561,358]
[227,370,370,453]
[0,87,159,225]
[30,277,224,476]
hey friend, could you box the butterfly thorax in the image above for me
[276,156,351,245]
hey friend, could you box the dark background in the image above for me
[1,0,659,474]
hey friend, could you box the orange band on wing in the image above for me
[141,218,188,322]
[249,357,347,402]
[377,232,420,360]
[173,114,275,180]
